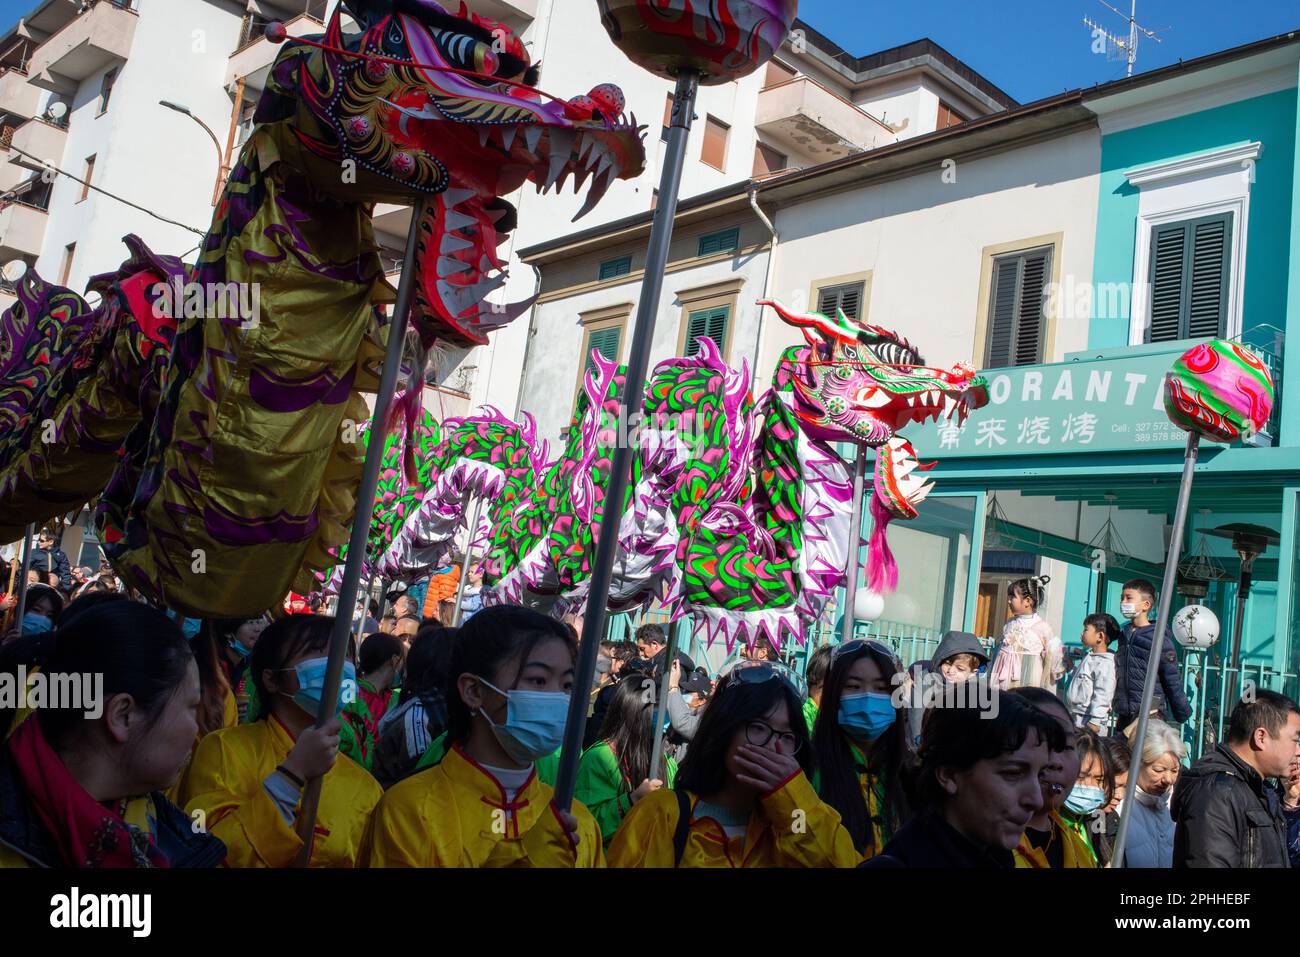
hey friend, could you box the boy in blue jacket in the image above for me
[1113,578,1192,731]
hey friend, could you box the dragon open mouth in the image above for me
[384,98,644,222]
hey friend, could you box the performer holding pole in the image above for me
[293,197,427,863]
[553,1,800,814]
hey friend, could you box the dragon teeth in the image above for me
[477,126,490,148]
[523,123,543,154]
[500,125,516,151]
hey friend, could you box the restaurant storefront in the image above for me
[873,334,1299,754]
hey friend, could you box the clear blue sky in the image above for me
[796,0,1299,103]
[0,0,1295,104]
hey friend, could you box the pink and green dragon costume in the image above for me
[374,299,988,651]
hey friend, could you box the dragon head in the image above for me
[264,1,646,345]
[761,298,990,592]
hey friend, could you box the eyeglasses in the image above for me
[831,637,901,668]
[745,719,802,754]
[723,659,808,701]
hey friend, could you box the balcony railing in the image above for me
[235,2,328,53]
[756,76,897,164]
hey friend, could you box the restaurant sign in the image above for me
[911,348,1200,459]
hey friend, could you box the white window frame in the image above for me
[1124,141,1260,345]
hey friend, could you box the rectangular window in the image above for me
[985,246,1052,368]
[98,68,117,116]
[79,155,95,202]
[817,281,865,322]
[1146,212,1232,343]
[752,142,787,176]
[697,227,739,257]
[701,115,729,170]
[598,255,631,281]
[683,306,729,357]
[661,93,673,141]
[584,324,622,371]
[59,242,75,285]
[936,100,965,129]
[763,59,797,89]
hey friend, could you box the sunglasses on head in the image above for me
[723,659,808,701]
[831,637,901,669]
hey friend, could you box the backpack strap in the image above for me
[672,788,692,868]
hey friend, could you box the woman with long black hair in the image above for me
[608,659,860,867]
[363,605,602,866]
[0,596,225,867]
[812,639,911,861]
[575,671,677,845]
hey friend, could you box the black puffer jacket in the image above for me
[1113,622,1192,724]
[1170,744,1290,868]
[0,742,226,868]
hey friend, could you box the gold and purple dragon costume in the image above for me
[0,0,644,617]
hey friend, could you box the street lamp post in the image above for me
[159,100,224,206]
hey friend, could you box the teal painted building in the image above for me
[886,33,1300,754]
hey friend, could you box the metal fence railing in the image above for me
[603,609,1294,763]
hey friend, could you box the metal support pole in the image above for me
[292,196,427,865]
[451,496,482,627]
[13,523,34,636]
[1229,567,1251,700]
[1112,431,1199,867]
[841,446,867,644]
[553,69,701,814]
[648,628,678,781]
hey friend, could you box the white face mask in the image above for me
[1120,602,1138,619]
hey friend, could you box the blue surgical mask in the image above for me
[475,675,570,764]
[1064,784,1106,815]
[182,617,202,640]
[837,691,897,741]
[284,656,358,718]
[21,612,51,635]
[232,639,252,658]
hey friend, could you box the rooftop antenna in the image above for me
[1083,0,1164,78]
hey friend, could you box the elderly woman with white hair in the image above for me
[1121,718,1187,867]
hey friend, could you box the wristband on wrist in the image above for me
[276,764,306,788]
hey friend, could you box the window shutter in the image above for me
[752,142,787,176]
[817,282,864,321]
[701,115,729,170]
[986,257,1020,368]
[984,248,1050,369]
[1148,222,1186,343]
[1146,212,1231,342]
[697,228,739,257]
[685,306,729,357]
[1015,250,1049,366]
[598,256,631,280]
[763,59,796,89]
[1188,215,1231,339]
[585,326,622,371]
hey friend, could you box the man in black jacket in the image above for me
[29,528,73,594]
[1113,579,1192,730]
[1171,689,1300,868]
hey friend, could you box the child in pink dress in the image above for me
[990,575,1063,691]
